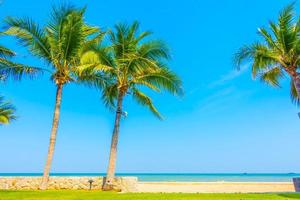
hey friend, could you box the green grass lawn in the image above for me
[0,191,300,200]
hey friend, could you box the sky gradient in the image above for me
[0,0,300,173]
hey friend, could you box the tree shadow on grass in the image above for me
[278,193,300,199]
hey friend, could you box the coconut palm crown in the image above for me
[3,4,104,189]
[0,96,16,125]
[235,3,300,104]
[81,21,183,190]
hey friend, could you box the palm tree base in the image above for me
[39,181,48,190]
[102,177,121,191]
[102,183,121,191]
[102,183,114,191]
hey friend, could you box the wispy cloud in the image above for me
[208,64,249,88]
[196,86,255,114]
[186,63,250,97]
[196,87,235,112]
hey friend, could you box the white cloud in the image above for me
[186,63,250,97]
[208,64,249,88]
[196,86,255,114]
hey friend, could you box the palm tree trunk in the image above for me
[40,84,63,190]
[102,93,124,191]
[294,73,300,98]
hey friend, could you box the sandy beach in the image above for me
[137,182,295,193]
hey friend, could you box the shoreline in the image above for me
[0,176,296,193]
[137,181,295,193]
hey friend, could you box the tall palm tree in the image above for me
[0,96,16,125]
[4,4,104,189]
[81,21,183,190]
[235,3,300,104]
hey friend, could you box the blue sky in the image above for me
[0,0,300,173]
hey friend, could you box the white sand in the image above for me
[137,182,295,193]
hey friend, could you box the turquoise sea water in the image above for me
[0,173,299,182]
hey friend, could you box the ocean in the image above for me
[0,173,299,182]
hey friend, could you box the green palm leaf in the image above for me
[0,44,15,57]
[0,62,42,81]
[4,17,51,62]
[132,89,162,119]
[258,67,284,87]
[0,96,16,125]
[0,34,44,81]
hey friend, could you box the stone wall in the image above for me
[0,177,138,192]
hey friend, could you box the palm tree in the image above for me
[235,3,300,104]
[81,21,183,190]
[4,4,104,189]
[0,96,16,125]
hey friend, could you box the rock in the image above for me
[0,176,138,192]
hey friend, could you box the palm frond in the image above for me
[132,89,162,119]
[81,31,106,53]
[76,68,109,90]
[0,96,16,125]
[258,67,284,87]
[4,17,51,62]
[135,31,153,43]
[138,40,170,60]
[0,44,15,57]
[60,9,85,62]
[234,45,255,69]
[130,79,161,92]
[133,66,183,96]
[102,83,118,110]
[257,27,279,50]
[277,2,295,53]
[0,61,43,81]
[234,43,279,77]
[80,49,114,72]
[46,3,76,64]
[127,21,139,42]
